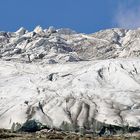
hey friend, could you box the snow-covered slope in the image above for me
[0,26,140,130]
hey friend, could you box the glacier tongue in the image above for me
[0,59,140,129]
[0,27,140,130]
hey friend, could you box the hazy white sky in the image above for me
[114,0,140,29]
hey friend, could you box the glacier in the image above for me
[0,26,140,131]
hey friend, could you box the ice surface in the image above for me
[0,27,140,130]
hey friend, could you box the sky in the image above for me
[0,0,140,33]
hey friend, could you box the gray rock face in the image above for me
[0,27,140,132]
